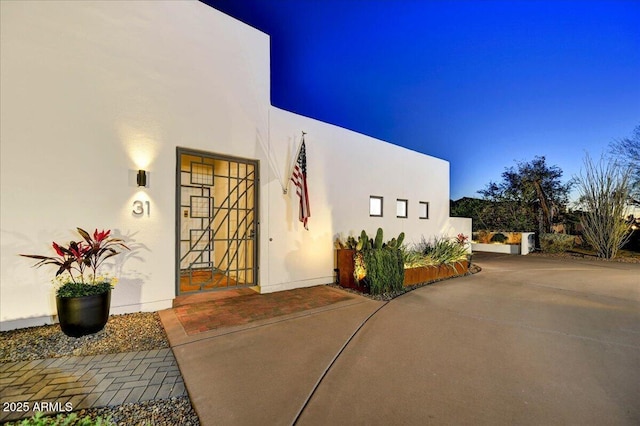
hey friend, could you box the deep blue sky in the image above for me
[205,0,640,200]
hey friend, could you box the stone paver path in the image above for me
[0,349,185,423]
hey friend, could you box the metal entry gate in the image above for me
[176,148,258,294]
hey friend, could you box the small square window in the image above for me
[396,199,408,218]
[419,201,429,219]
[369,196,383,217]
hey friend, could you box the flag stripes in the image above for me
[291,138,310,230]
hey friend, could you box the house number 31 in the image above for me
[132,200,150,217]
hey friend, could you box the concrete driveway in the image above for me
[165,253,640,425]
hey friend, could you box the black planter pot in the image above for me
[56,290,111,338]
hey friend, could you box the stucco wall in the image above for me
[0,1,469,329]
[264,108,460,292]
[0,1,271,328]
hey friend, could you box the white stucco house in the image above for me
[0,1,471,330]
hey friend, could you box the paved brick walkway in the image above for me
[0,349,186,423]
[173,285,354,335]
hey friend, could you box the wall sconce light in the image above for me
[137,170,147,187]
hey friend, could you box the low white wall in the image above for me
[521,232,536,255]
[471,231,535,256]
[472,243,521,254]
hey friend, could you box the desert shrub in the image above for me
[505,232,522,244]
[362,248,404,295]
[490,233,508,243]
[474,230,492,243]
[576,155,632,259]
[416,236,468,265]
[401,246,433,268]
[540,233,575,253]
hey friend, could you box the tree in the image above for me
[451,197,489,231]
[576,154,632,259]
[608,124,640,206]
[477,156,574,234]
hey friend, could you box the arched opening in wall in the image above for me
[176,148,259,294]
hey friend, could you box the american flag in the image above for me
[291,138,310,230]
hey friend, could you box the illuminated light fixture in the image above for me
[137,170,147,187]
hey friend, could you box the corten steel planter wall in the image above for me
[403,262,468,287]
[337,249,468,292]
[336,249,355,289]
[56,290,111,338]
[335,249,369,293]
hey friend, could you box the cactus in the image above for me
[374,228,384,249]
[359,230,370,250]
[346,236,358,249]
[346,229,404,252]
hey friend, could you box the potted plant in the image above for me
[21,228,129,337]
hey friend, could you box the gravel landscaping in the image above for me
[0,313,169,363]
[0,312,200,426]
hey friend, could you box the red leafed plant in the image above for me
[21,228,129,297]
[455,233,469,246]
